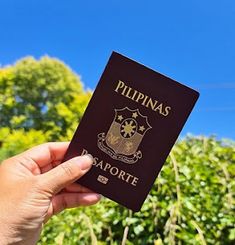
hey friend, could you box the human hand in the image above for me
[0,142,100,245]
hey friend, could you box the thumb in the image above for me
[38,155,93,195]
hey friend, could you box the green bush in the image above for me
[38,136,235,244]
[1,56,234,244]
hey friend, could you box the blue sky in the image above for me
[0,0,234,139]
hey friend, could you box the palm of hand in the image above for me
[0,143,100,245]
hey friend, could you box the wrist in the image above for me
[0,218,42,245]
[0,202,18,244]
[0,222,15,245]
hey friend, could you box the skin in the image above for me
[0,142,101,245]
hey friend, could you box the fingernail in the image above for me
[86,154,94,163]
[76,155,93,170]
[95,194,102,200]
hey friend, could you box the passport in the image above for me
[63,51,199,211]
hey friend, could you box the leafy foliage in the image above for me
[0,57,234,244]
[0,56,91,140]
[0,127,48,160]
[38,136,235,244]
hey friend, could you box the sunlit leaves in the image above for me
[0,56,91,140]
[38,136,235,244]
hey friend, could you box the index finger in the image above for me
[18,142,70,168]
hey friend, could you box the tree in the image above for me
[0,127,48,161]
[0,56,91,140]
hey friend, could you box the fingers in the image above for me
[51,193,101,215]
[45,192,101,222]
[18,142,70,169]
[40,160,62,174]
[63,183,94,193]
[38,155,93,195]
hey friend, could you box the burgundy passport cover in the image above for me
[63,52,199,211]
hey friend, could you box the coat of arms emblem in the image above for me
[97,107,152,164]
